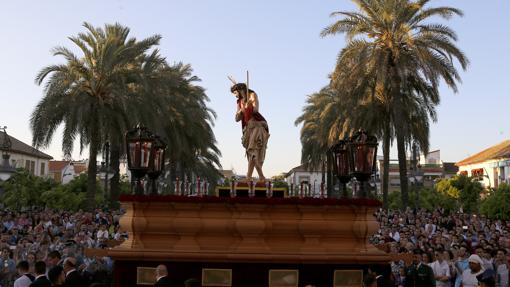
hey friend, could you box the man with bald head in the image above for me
[154,264,177,287]
[63,257,87,287]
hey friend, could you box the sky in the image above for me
[1,1,509,177]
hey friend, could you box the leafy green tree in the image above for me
[0,171,104,211]
[0,169,57,210]
[451,175,482,213]
[388,187,457,212]
[481,184,510,220]
[41,174,104,211]
[436,177,461,198]
[322,0,468,208]
[435,175,482,213]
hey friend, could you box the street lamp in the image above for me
[331,130,378,198]
[0,127,16,182]
[347,130,378,198]
[147,136,166,195]
[125,125,155,194]
[125,125,167,195]
[331,139,351,198]
[411,164,424,208]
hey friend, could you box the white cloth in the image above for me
[431,260,451,287]
[425,223,437,235]
[391,231,400,242]
[468,254,484,265]
[462,269,483,287]
[13,275,32,287]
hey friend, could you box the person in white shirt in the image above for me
[495,249,509,287]
[13,261,34,287]
[96,225,109,241]
[431,249,451,287]
[390,226,401,243]
[462,254,485,287]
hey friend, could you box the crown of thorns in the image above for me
[230,83,247,93]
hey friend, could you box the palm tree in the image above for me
[322,0,468,208]
[31,22,163,209]
[130,60,222,193]
[295,87,345,196]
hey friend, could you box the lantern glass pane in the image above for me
[129,142,139,168]
[335,152,349,177]
[154,149,163,172]
[140,141,152,168]
[365,146,375,173]
[354,145,367,173]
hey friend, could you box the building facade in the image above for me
[285,165,325,195]
[456,140,510,189]
[377,150,458,193]
[0,132,53,177]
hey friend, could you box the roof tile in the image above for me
[456,140,510,166]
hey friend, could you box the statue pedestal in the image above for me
[107,196,389,286]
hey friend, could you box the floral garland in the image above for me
[119,194,382,207]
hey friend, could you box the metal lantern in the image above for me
[148,136,166,179]
[0,127,16,181]
[348,130,378,182]
[147,135,167,195]
[331,139,351,184]
[125,125,155,180]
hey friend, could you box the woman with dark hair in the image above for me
[231,83,269,181]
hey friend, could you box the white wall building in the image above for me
[419,149,441,165]
[285,164,325,195]
[456,140,510,189]
[0,132,53,177]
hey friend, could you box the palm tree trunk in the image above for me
[396,129,409,209]
[326,151,333,197]
[86,132,99,211]
[382,126,390,209]
[388,55,409,209]
[109,140,121,208]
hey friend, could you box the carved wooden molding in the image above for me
[109,201,390,264]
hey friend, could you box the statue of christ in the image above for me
[230,82,269,181]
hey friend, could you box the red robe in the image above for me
[237,99,268,132]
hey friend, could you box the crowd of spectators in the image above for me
[2,206,510,286]
[373,208,510,287]
[0,208,125,287]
